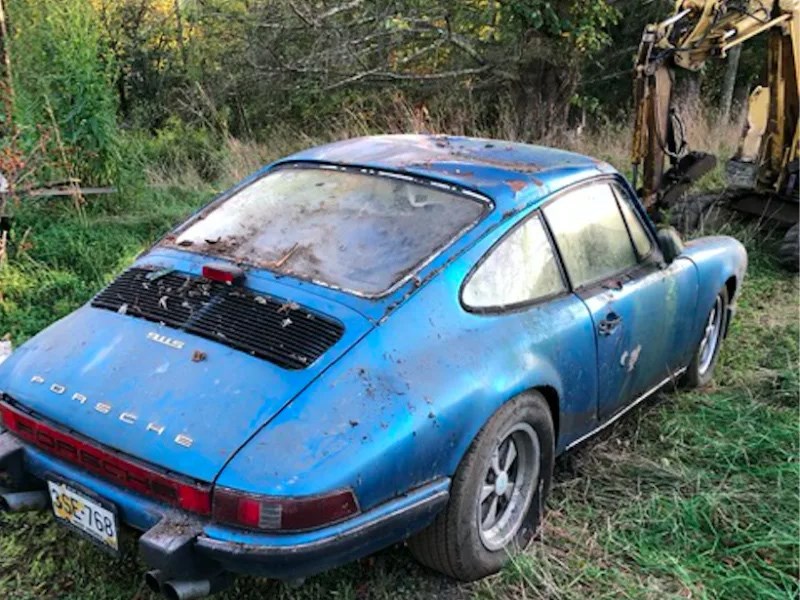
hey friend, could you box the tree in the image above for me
[194,0,619,139]
[92,0,198,128]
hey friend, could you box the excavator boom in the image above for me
[631,0,799,215]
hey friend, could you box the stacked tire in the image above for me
[778,224,799,272]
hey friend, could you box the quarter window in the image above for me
[544,183,637,287]
[614,184,653,258]
[463,215,565,309]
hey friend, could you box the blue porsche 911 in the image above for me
[0,135,746,598]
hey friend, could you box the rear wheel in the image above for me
[408,391,554,581]
[683,287,728,388]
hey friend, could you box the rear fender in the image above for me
[215,229,597,514]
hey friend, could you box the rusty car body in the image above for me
[0,135,746,597]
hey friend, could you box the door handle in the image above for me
[598,312,622,336]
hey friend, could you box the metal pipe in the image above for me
[162,580,211,600]
[162,573,231,600]
[144,570,165,595]
[721,14,792,54]
[662,8,692,29]
[0,490,48,512]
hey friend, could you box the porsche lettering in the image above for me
[28,375,193,449]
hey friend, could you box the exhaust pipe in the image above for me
[161,573,232,600]
[0,490,48,512]
[144,570,166,595]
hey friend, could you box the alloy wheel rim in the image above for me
[477,422,540,552]
[698,295,723,376]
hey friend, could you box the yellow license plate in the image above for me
[47,480,119,552]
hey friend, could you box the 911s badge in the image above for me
[29,375,193,448]
[146,331,185,350]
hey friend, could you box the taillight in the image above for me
[0,401,212,515]
[212,487,359,531]
[202,263,243,285]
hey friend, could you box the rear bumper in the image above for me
[0,430,449,580]
[195,484,448,579]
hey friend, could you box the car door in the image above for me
[543,179,685,421]
[611,181,700,375]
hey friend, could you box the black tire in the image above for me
[778,224,799,273]
[407,391,554,581]
[683,287,729,388]
[668,193,720,233]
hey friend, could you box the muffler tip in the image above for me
[144,570,164,594]
[162,579,212,600]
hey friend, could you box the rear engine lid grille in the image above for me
[91,267,344,370]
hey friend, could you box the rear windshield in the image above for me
[167,166,488,296]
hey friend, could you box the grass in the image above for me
[0,181,798,600]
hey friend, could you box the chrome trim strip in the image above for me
[565,367,687,451]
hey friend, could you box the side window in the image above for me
[543,183,637,287]
[613,184,653,258]
[463,214,565,309]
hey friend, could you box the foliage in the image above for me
[76,0,623,140]
[91,0,196,128]
[7,0,120,186]
[0,0,775,180]
[136,116,227,182]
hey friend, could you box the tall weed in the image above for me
[8,0,120,186]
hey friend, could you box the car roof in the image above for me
[280,134,619,210]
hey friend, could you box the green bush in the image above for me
[8,0,120,185]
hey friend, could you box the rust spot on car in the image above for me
[446,150,543,173]
[191,350,207,362]
[506,180,527,193]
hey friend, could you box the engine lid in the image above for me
[0,278,371,483]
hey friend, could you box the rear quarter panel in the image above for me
[216,211,599,511]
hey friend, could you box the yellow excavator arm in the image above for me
[631,0,799,213]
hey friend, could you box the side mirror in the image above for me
[656,227,684,264]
